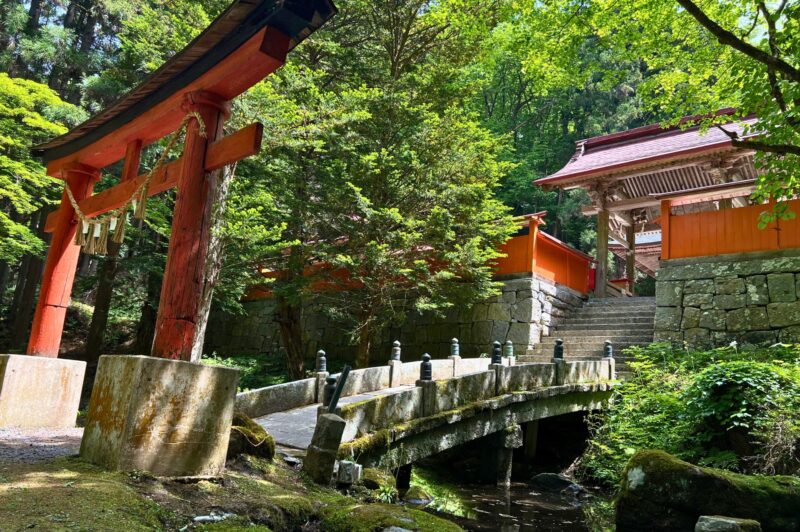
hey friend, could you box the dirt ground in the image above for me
[0,428,83,464]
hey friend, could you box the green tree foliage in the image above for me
[231,1,518,371]
[0,74,84,262]
[511,0,800,217]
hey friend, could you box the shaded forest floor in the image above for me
[0,453,462,531]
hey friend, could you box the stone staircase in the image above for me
[518,297,656,371]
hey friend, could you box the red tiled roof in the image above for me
[539,114,759,186]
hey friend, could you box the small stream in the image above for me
[426,479,597,531]
[412,412,608,530]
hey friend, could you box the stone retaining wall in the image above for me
[654,250,800,347]
[204,274,585,363]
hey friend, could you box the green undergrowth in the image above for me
[0,454,462,531]
[577,342,800,488]
[202,352,291,391]
[201,351,349,392]
[410,467,474,518]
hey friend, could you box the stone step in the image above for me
[537,335,655,346]
[584,297,655,305]
[556,322,655,331]
[559,316,655,325]
[547,327,654,337]
[529,343,652,356]
[571,308,656,317]
[573,304,655,312]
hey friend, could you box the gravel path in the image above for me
[0,428,84,464]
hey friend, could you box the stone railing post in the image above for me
[314,349,329,403]
[388,340,402,387]
[322,375,337,407]
[552,338,566,385]
[416,353,436,417]
[420,353,432,381]
[303,412,346,485]
[449,338,461,377]
[490,340,504,396]
[503,340,514,366]
[491,341,502,365]
[603,340,616,380]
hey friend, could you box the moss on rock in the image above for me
[0,453,462,531]
[616,450,800,532]
[228,410,276,460]
[0,457,173,531]
[361,468,396,490]
[321,502,462,532]
[403,485,433,505]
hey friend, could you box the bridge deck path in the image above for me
[254,384,415,450]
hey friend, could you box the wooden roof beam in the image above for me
[582,196,661,216]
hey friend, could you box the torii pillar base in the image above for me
[0,354,85,428]
[80,355,238,477]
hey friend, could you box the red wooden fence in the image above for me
[661,198,800,260]
[494,219,593,294]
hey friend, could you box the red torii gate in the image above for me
[29,0,337,361]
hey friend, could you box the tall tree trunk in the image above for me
[190,165,235,363]
[8,255,30,320]
[10,209,47,349]
[11,0,43,76]
[24,0,43,35]
[354,323,373,369]
[0,260,8,308]
[85,241,121,367]
[134,251,162,355]
[275,293,306,380]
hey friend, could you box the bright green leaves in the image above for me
[0,74,84,263]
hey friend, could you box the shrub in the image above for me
[577,343,800,486]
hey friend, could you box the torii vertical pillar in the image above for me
[28,163,100,357]
[0,164,97,428]
[151,91,229,361]
[81,92,240,476]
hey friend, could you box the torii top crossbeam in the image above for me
[28,0,336,360]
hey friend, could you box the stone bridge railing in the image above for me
[301,350,616,484]
[233,341,516,418]
[335,358,614,443]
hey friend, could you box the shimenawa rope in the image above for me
[62,112,206,256]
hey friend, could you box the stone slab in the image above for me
[0,355,85,429]
[80,355,238,477]
[235,378,317,418]
[496,363,556,395]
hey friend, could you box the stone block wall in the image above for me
[654,250,800,347]
[204,274,585,364]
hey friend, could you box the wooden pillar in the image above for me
[595,209,609,297]
[27,163,100,357]
[626,220,636,294]
[151,91,230,360]
[660,200,672,260]
[528,217,540,274]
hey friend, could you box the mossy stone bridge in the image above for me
[236,344,616,486]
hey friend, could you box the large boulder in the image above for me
[616,451,800,532]
[227,411,275,460]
